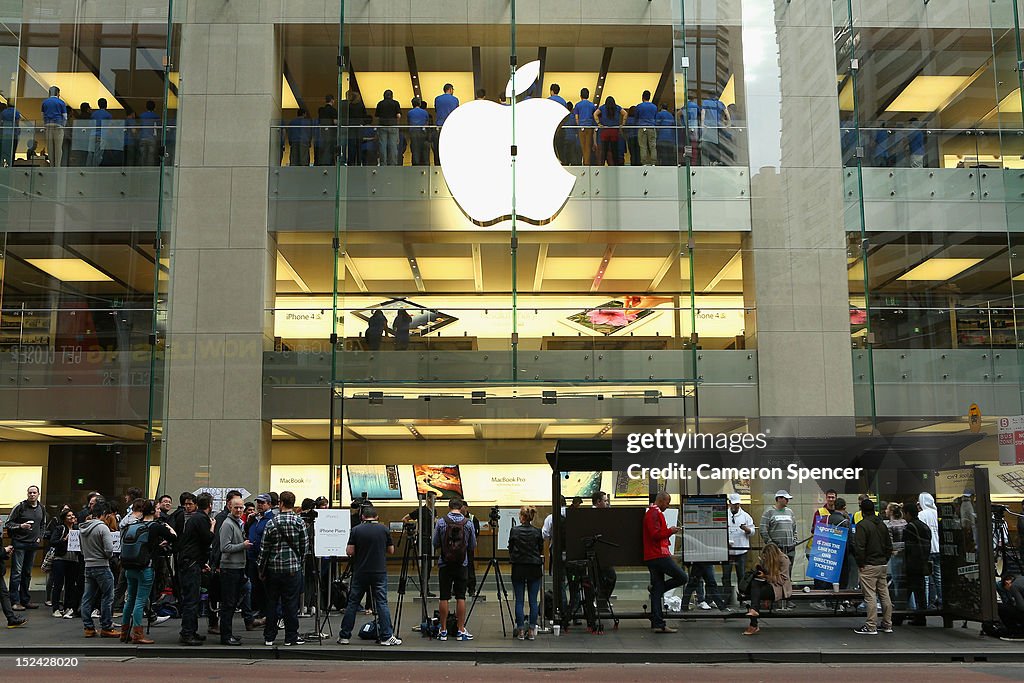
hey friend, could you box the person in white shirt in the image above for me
[723,493,754,605]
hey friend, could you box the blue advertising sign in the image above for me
[807,523,849,584]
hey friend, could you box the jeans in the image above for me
[219,568,246,640]
[263,570,302,643]
[721,553,747,603]
[339,572,394,640]
[646,556,688,628]
[859,563,892,630]
[927,552,942,607]
[512,575,542,631]
[682,562,726,610]
[81,566,114,630]
[0,561,15,622]
[125,567,154,630]
[178,562,202,638]
[10,545,36,605]
[888,554,905,607]
[378,127,399,165]
[51,559,82,612]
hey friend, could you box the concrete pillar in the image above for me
[162,9,279,498]
[744,0,855,436]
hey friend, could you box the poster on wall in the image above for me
[270,466,329,504]
[561,296,670,336]
[613,470,666,498]
[0,467,44,508]
[562,471,602,499]
[414,465,464,497]
[998,416,1024,465]
[346,465,403,500]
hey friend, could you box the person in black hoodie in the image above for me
[169,492,197,538]
[852,498,894,635]
[902,498,932,626]
[508,505,544,641]
[49,507,81,619]
[0,542,27,627]
[177,492,214,646]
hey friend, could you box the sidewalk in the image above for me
[1,600,1021,663]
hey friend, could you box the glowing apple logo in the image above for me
[439,61,575,226]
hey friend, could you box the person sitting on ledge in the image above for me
[743,543,792,636]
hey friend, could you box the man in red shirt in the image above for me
[644,491,685,633]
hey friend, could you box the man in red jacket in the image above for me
[644,491,685,633]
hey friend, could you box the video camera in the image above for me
[489,505,500,525]
[992,504,1007,520]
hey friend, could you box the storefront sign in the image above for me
[270,466,328,503]
[807,523,849,584]
[313,508,350,558]
[998,416,1024,465]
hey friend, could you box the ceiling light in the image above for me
[413,425,476,438]
[19,426,103,437]
[601,73,661,109]
[417,72,475,101]
[897,258,982,281]
[886,75,972,112]
[282,76,300,110]
[997,88,1023,113]
[26,258,113,282]
[347,425,415,438]
[544,423,607,437]
[34,72,122,109]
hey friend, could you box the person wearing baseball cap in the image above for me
[759,490,797,583]
[724,493,754,605]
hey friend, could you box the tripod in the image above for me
[565,534,619,634]
[394,522,428,635]
[307,554,334,643]
[466,517,514,637]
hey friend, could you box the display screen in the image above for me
[414,465,464,497]
[346,465,403,500]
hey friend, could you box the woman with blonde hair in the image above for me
[507,505,544,640]
[743,543,793,635]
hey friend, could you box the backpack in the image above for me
[441,515,468,565]
[358,621,379,641]
[120,521,154,569]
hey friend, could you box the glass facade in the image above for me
[0,0,1022,622]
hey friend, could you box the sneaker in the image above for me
[52,610,64,618]
[810,601,830,611]
[63,609,74,619]
[44,601,52,607]
[653,626,678,633]
[438,630,448,641]
[785,601,797,609]
[23,603,39,610]
[516,628,525,641]
[113,611,122,618]
[853,625,878,635]
[149,615,170,626]
[456,630,474,641]
[337,637,350,645]
[999,634,1024,642]
[307,631,328,639]
[698,601,712,611]
[7,618,27,629]
[264,640,275,646]
[742,626,760,635]
[527,628,536,641]
[379,636,402,646]
[91,609,100,619]
[284,637,306,646]
[879,624,893,633]
[12,604,25,611]
[277,619,284,629]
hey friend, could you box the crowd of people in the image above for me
[3,482,1023,646]
[0,87,167,168]
[280,85,743,169]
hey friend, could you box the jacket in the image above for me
[5,499,46,545]
[756,553,793,602]
[728,507,754,555]
[903,518,932,576]
[209,506,232,568]
[49,524,79,561]
[507,523,543,566]
[918,493,940,554]
[218,516,248,570]
[642,504,673,561]
[79,518,114,568]
[178,510,214,565]
[853,513,893,567]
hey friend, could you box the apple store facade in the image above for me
[1,0,1024,566]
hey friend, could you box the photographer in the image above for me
[403,491,438,594]
[998,573,1024,640]
[508,505,543,641]
[590,491,618,609]
[336,505,402,646]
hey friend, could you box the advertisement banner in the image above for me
[997,416,1024,465]
[313,508,351,558]
[807,523,849,584]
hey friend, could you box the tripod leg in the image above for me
[465,561,493,626]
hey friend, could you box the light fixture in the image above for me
[369,391,384,405]
[542,391,557,405]
[19,426,103,437]
[34,72,122,109]
[644,390,661,405]
[896,258,983,281]
[26,258,113,282]
[885,75,972,112]
[472,391,486,405]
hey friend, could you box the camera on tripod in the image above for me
[993,504,1007,520]
[489,505,500,525]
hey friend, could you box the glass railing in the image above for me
[0,306,162,388]
[270,123,749,168]
[264,304,754,385]
[850,304,1023,350]
[0,120,176,169]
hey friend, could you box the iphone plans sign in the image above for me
[439,60,575,226]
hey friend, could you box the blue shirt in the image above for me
[685,101,699,129]
[598,104,621,127]
[434,93,459,127]
[573,99,597,127]
[548,94,567,107]
[407,107,429,127]
[139,110,160,139]
[432,511,477,568]
[286,116,313,145]
[0,107,20,132]
[908,129,925,156]
[636,101,658,126]
[655,109,675,142]
[42,96,67,125]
